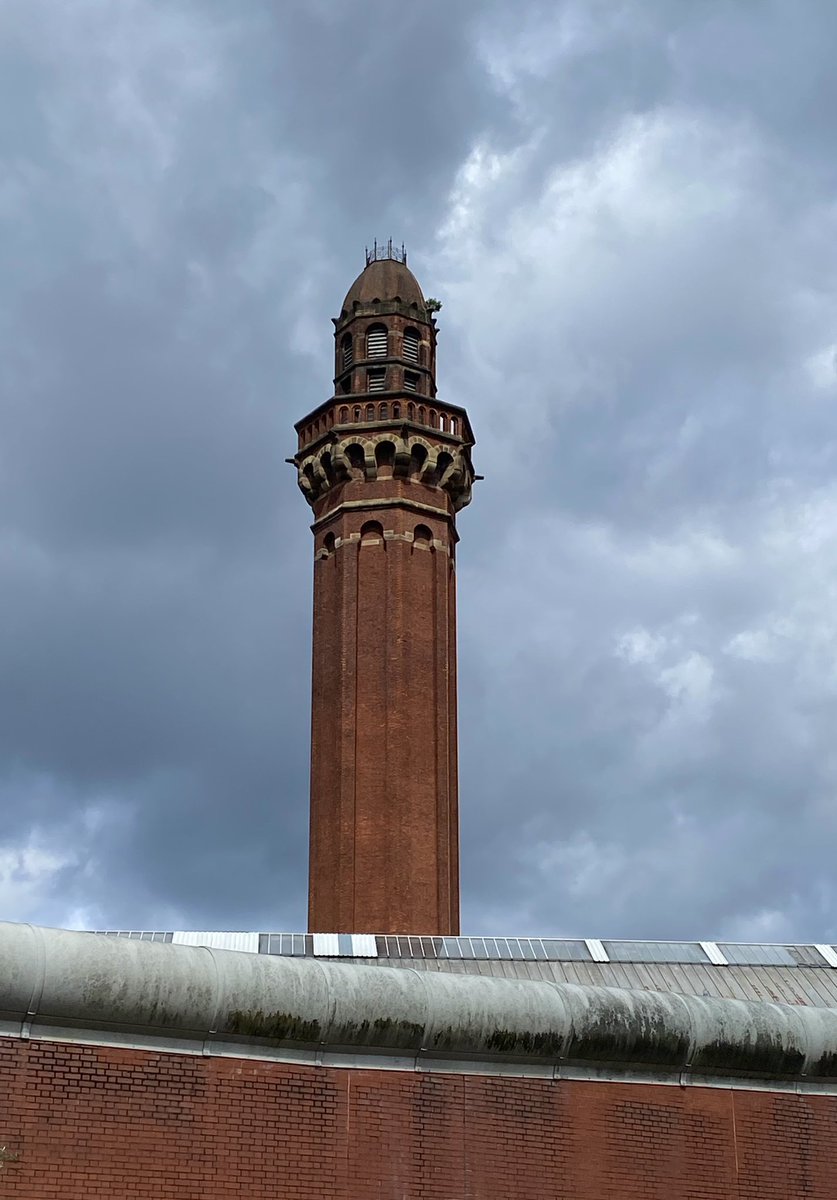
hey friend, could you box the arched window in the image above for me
[392,402,401,419]
[413,524,432,549]
[418,406,426,424]
[339,406,349,423]
[404,370,418,392]
[380,402,388,418]
[341,333,353,370]
[407,402,415,420]
[360,520,384,546]
[449,416,458,436]
[323,532,336,557]
[366,403,375,420]
[353,406,362,421]
[429,409,437,429]
[366,324,387,358]
[438,413,447,433]
[403,328,420,363]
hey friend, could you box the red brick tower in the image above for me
[291,244,476,934]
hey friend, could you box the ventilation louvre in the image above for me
[366,327,387,358]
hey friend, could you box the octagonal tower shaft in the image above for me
[292,252,476,934]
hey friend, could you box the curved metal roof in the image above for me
[5,921,837,1091]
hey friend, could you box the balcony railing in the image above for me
[365,239,407,267]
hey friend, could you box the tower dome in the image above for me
[341,256,425,314]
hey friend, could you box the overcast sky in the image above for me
[3,0,837,943]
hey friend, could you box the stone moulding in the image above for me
[295,432,473,511]
[2,923,837,1090]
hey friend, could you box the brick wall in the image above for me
[0,1037,833,1198]
[308,481,460,936]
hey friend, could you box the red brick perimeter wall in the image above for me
[0,1036,834,1198]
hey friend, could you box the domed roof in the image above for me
[341,258,425,313]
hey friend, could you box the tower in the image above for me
[291,243,476,935]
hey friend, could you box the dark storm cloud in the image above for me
[439,1,837,940]
[0,0,508,930]
[1,0,836,944]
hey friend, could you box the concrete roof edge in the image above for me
[1,923,836,1084]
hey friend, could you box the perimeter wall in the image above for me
[0,1037,834,1198]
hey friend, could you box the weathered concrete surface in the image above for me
[1,922,836,1083]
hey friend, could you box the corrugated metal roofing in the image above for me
[361,957,837,1007]
[92,930,837,1008]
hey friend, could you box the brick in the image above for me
[2,1037,836,1198]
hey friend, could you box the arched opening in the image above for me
[375,440,395,478]
[413,523,432,550]
[404,370,418,392]
[322,532,336,557]
[346,443,366,479]
[433,451,453,486]
[339,406,349,423]
[403,328,420,363]
[353,406,362,421]
[365,403,375,421]
[429,409,437,429]
[407,402,415,420]
[418,406,426,425]
[360,520,384,546]
[438,413,447,433]
[321,451,335,486]
[408,443,428,480]
[379,402,388,419]
[341,333,353,370]
[392,402,401,419]
[366,324,387,359]
[449,415,458,436]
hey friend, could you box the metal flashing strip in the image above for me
[172,931,259,954]
[5,1023,837,1097]
[816,944,837,969]
[313,933,376,957]
[700,941,728,966]
[585,938,609,963]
